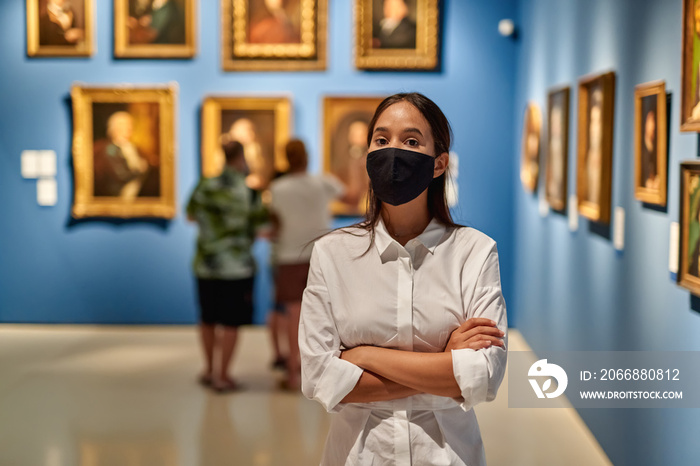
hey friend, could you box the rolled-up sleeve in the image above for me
[451,243,508,411]
[299,243,364,413]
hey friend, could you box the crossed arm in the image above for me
[301,242,507,410]
[339,318,505,402]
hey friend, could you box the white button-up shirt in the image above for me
[299,218,508,466]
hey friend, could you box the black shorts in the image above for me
[197,277,254,327]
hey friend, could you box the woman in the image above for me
[299,93,508,465]
[269,139,346,389]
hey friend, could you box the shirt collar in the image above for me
[374,216,447,256]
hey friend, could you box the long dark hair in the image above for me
[348,92,462,248]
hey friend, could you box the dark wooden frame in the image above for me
[221,0,327,71]
[545,86,570,212]
[634,80,667,206]
[354,0,439,70]
[576,71,616,224]
[681,0,700,131]
[678,161,700,296]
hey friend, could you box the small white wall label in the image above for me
[37,178,57,207]
[538,195,549,218]
[37,150,57,178]
[613,207,625,251]
[21,150,39,179]
[669,222,679,274]
[568,194,578,232]
[23,150,58,207]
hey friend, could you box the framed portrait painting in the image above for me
[520,102,541,194]
[354,0,439,70]
[681,0,700,131]
[678,161,700,296]
[71,84,177,219]
[634,81,667,206]
[545,86,570,212]
[323,95,384,216]
[576,71,616,224]
[221,0,327,71]
[201,96,291,190]
[26,0,94,57]
[114,0,197,58]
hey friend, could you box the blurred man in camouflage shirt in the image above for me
[187,140,268,392]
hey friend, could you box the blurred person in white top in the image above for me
[299,93,507,465]
[269,139,347,389]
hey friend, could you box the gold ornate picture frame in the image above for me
[221,0,327,71]
[114,0,197,58]
[678,161,700,296]
[201,96,292,190]
[26,0,94,57]
[681,0,700,131]
[354,0,439,70]
[520,102,541,194]
[71,84,177,219]
[634,80,667,206]
[545,86,570,212]
[576,71,616,224]
[322,95,385,216]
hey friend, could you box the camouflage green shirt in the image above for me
[186,167,268,279]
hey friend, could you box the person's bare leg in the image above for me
[199,323,216,385]
[217,326,239,387]
[269,310,289,367]
[286,301,302,389]
[277,312,289,361]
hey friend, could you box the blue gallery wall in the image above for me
[514,1,699,465]
[0,1,518,325]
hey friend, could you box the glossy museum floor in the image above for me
[0,325,612,466]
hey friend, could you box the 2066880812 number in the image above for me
[599,368,680,381]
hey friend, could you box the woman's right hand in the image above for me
[444,318,505,352]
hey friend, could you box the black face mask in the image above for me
[366,147,435,206]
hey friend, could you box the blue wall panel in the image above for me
[514,1,699,465]
[0,0,518,325]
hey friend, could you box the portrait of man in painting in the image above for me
[689,0,700,120]
[322,97,384,215]
[639,94,659,191]
[680,163,700,295]
[681,0,700,129]
[686,172,700,279]
[37,0,86,47]
[248,0,302,44]
[329,112,372,212]
[634,81,666,206]
[372,0,417,49]
[220,110,277,190]
[583,84,604,205]
[127,0,186,45]
[72,85,176,219]
[520,103,541,193]
[545,89,569,211]
[322,98,392,215]
[92,103,161,199]
[576,71,615,223]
